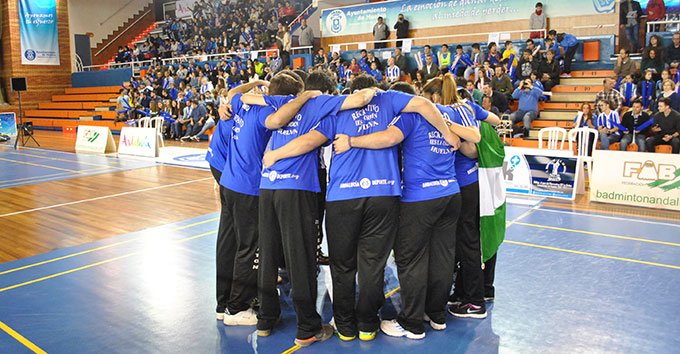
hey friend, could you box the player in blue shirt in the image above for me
[331,78,481,339]
[447,87,500,320]
[218,72,320,327]
[262,74,460,341]
[238,72,378,346]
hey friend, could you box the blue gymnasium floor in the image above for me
[0,146,157,189]
[1,200,680,353]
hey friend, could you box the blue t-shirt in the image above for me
[314,90,413,202]
[260,94,346,192]
[219,93,274,196]
[453,100,488,187]
[206,118,234,172]
[392,104,465,202]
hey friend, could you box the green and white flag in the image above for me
[477,121,506,262]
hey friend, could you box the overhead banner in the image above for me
[18,0,60,65]
[502,147,580,200]
[321,0,615,37]
[590,150,680,211]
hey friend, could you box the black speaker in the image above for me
[11,77,27,92]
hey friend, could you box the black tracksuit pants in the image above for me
[452,182,485,306]
[395,194,461,334]
[257,189,322,340]
[210,166,258,314]
[326,196,399,335]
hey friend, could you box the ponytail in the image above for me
[441,73,456,106]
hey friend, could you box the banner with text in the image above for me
[118,127,159,158]
[322,0,615,37]
[75,126,116,154]
[175,0,194,18]
[18,0,60,65]
[590,150,680,211]
[503,147,579,200]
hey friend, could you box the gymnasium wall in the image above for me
[68,0,152,48]
[0,0,72,114]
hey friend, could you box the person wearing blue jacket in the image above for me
[550,30,579,77]
[510,79,543,136]
[452,45,474,78]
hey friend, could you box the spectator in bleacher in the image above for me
[517,49,540,84]
[348,58,361,74]
[386,57,401,83]
[358,49,370,72]
[482,95,501,116]
[276,23,292,68]
[181,99,208,141]
[502,41,518,68]
[572,102,597,155]
[614,49,636,81]
[190,102,218,141]
[667,33,680,69]
[647,0,666,32]
[525,39,543,63]
[420,54,438,81]
[492,66,513,99]
[466,80,483,104]
[483,82,510,114]
[530,2,546,39]
[281,1,297,25]
[270,51,283,73]
[655,79,680,112]
[594,78,623,115]
[620,99,651,151]
[227,65,244,89]
[298,18,314,52]
[463,43,483,81]
[638,69,657,110]
[420,45,438,68]
[394,47,409,75]
[486,42,501,66]
[366,51,382,72]
[553,31,579,77]
[433,44,452,72]
[313,48,328,69]
[475,66,491,91]
[647,97,680,152]
[452,45,473,78]
[373,16,389,49]
[368,61,383,82]
[393,13,409,48]
[620,75,638,107]
[620,0,643,53]
[657,69,670,91]
[200,76,214,95]
[641,48,664,81]
[501,58,517,85]
[511,79,543,136]
[596,99,622,150]
[116,89,131,122]
[643,35,665,64]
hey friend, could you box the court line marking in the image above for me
[505,240,680,270]
[0,177,213,218]
[534,206,680,228]
[0,167,111,186]
[0,230,217,293]
[0,157,86,174]
[514,222,680,247]
[538,201,680,224]
[0,319,47,354]
[0,217,218,276]
[5,151,127,170]
[279,286,403,354]
[11,146,130,166]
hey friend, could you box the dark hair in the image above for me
[524,49,532,55]
[456,45,463,50]
[526,39,535,45]
[378,16,383,20]
[360,49,367,54]
[442,44,449,49]
[488,42,496,50]
[390,82,416,95]
[424,45,431,50]
[305,71,336,94]
[548,30,557,36]
[472,43,480,50]
[466,80,474,85]
[505,40,512,46]
[536,2,543,7]
[600,99,614,110]
[659,96,673,108]
[293,69,309,82]
[350,74,378,92]
[269,70,304,95]
[631,99,643,106]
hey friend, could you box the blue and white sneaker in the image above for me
[380,320,425,340]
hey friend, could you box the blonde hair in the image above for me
[662,79,676,91]
[422,73,472,114]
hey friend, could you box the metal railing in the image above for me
[327,29,547,52]
[289,2,315,34]
[81,59,154,72]
[647,18,680,33]
[95,9,153,57]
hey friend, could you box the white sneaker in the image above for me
[223,308,258,326]
[423,314,446,330]
[380,319,425,340]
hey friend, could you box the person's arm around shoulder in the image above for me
[265,90,322,130]
[340,87,378,110]
[334,126,404,154]
[263,130,328,168]
[402,95,461,149]
[228,80,269,103]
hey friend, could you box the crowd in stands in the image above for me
[114,0,310,64]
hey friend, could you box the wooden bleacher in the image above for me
[26,85,122,131]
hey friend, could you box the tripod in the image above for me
[13,91,40,149]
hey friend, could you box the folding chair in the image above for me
[538,127,568,150]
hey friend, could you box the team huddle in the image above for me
[206,69,502,347]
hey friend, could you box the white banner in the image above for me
[175,0,194,18]
[75,126,116,154]
[503,147,580,200]
[590,150,680,211]
[118,127,159,158]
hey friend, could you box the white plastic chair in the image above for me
[569,127,598,175]
[538,127,567,150]
[150,117,165,147]
[137,117,151,128]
